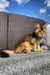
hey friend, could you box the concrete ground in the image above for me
[0,50,50,75]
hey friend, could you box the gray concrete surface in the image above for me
[0,50,50,75]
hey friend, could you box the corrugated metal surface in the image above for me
[0,12,7,50]
[0,12,45,50]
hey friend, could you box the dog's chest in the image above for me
[37,38,43,45]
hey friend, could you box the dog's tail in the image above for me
[2,50,15,53]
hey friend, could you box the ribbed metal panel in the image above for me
[0,12,7,50]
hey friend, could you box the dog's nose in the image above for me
[41,33,43,35]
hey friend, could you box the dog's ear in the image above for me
[43,23,48,28]
[35,23,40,29]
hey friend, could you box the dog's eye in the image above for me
[39,31,41,33]
[43,31,46,33]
